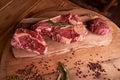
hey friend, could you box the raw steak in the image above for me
[51,24,88,44]
[11,28,47,54]
[50,13,82,25]
[87,18,110,35]
[32,21,55,37]
[33,14,88,44]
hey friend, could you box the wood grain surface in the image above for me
[0,0,120,80]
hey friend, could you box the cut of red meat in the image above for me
[88,18,110,35]
[51,24,87,44]
[50,13,82,25]
[11,28,47,54]
[33,14,88,44]
[32,22,54,37]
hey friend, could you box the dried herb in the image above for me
[59,62,70,80]
[7,75,26,80]
[16,63,42,80]
[47,20,70,27]
[7,63,43,80]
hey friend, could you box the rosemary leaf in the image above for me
[59,62,70,80]
[47,20,70,27]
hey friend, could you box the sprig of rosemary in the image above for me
[47,20,70,27]
[57,62,70,80]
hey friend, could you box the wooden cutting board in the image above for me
[1,8,120,80]
[12,16,112,58]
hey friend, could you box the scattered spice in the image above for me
[89,74,91,76]
[16,63,42,80]
[94,72,101,78]
[74,60,83,66]
[103,77,106,79]
[7,75,26,80]
[113,64,120,72]
[81,63,84,65]
[76,73,78,76]
[48,77,51,80]
[83,74,87,78]
[87,62,106,78]
[90,54,92,56]
[69,57,72,59]
[88,70,90,73]
[43,64,48,66]
[78,71,82,74]
[87,62,102,71]
[97,61,100,63]
[96,53,98,56]
[117,68,120,71]
[79,76,81,78]
[72,52,75,55]
[107,59,111,61]
[49,59,52,61]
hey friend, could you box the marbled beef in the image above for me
[32,22,54,37]
[33,14,88,44]
[11,28,47,54]
[88,18,110,35]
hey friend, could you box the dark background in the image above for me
[70,0,120,27]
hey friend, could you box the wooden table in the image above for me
[0,0,120,80]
